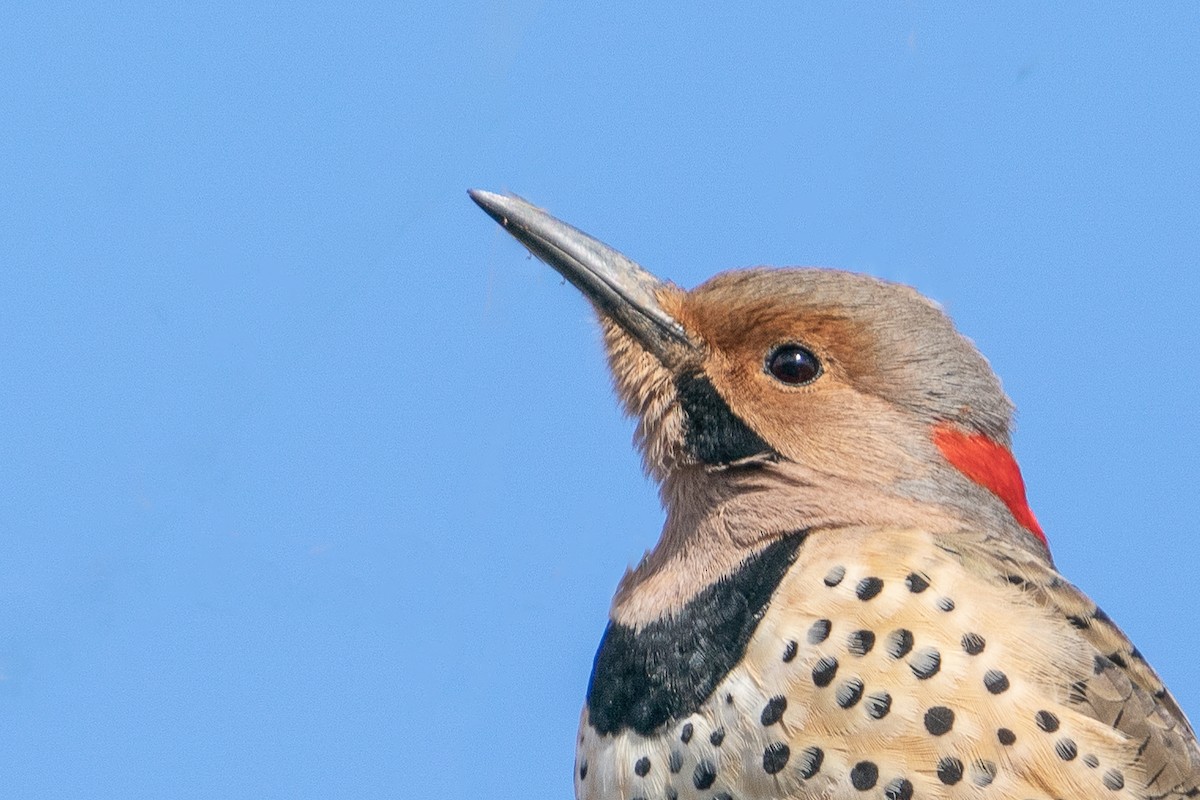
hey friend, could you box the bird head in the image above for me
[471,191,1048,621]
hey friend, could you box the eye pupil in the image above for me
[767,345,822,385]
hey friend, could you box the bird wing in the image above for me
[992,551,1200,800]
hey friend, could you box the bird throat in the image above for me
[933,424,1047,549]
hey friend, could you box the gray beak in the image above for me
[469,190,696,365]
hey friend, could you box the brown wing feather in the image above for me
[996,554,1200,799]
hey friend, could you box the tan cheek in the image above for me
[711,361,921,481]
[787,399,918,480]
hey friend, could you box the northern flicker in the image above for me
[470,190,1200,800]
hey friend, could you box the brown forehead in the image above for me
[662,276,882,377]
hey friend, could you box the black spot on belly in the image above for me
[909,647,941,679]
[865,691,892,719]
[937,757,963,785]
[855,577,884,600]
[796,746,824,778]
[762,742,790,774]
[885,629,913,659]
[808,618,832,644]
[836,678,864,708]
[972,760,997,786]
[693,760,717,790]
[812,656,839,687]
[1056,738,1078,761]
[984,669,1010,694]
[761,695,787,726]
[961,632,986,655]
[586,532,806,736]
[676,371,776,464]
[851,761,879,790]
[905,572,930,593]
[884,777,913,800]
[847,629,875,656]
[924,706,954,735]
[1035,710,1060,732]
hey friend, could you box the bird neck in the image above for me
[609,462,971,628]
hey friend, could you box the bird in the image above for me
[469,189,1200,800]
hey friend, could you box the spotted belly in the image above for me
[575,528,1138,800]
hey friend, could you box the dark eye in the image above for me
[766,344,822,385]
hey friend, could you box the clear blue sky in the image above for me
[2,4,1198,798]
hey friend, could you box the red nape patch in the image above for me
[933,424,1048,550]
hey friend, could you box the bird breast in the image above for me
[575,526,1181,800]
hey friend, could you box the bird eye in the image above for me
[766,344,822,386]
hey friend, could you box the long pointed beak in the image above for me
[469,190,697,365]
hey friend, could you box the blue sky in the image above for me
[2,3,1199,797]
